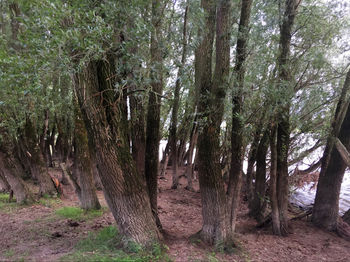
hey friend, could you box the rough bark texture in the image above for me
[227,0,253,232]
[144,0,164,229]
[313,97,350,231]
[196,0,232,245]
[0,136,33,204]
[73,58,161,246]
[273,0,300,236]
[72,103,101,210]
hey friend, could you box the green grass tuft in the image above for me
[55,206,105,220]
[61,226,171,262]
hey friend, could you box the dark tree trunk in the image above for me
[72,102,101,210]
[73,57,161,246]
[312,73,350,231]
[170,2,189,189]
[249,130,269,222]
[0,136,33,204]
[130,90,146,179]
[23,119,57,196]
[272,0,300,236]
[227,0,253,232]
[270,124,281,235]
[144,0,164,229]
[185,122,198,191]
[343,209,350,225]
[196,0,232,245]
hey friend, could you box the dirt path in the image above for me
[0,167,349,261]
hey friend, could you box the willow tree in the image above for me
[312,70,350,232]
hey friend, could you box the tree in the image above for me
[73,58,161,245]
[312,70,350,232]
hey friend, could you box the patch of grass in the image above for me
[38,196,62,208]
[0,193,20,213]
[61,226,171,262]
[3,248,15,258]
[55,206,106,220]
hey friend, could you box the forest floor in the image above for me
[0,167,349,262]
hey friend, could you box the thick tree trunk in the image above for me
[74,58,161,246]
[313,92,350,231]
[72,103,101,210]
[196,0,232,245]
[0,137,33,204]
[249,130,269,222]
[130,90,146,178]
[144,0,164,229]
[227,0,253,232]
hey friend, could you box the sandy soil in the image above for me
[0,167,349,261]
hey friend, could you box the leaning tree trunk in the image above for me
[144,0,164,229]
[71,102,101,210]
[0,136,33,204]
[73,57,161,246]
[312,72,350,231]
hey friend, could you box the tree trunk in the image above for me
[23,119,57,196]
[343,209,350,225]
[130,90,146,179]
[227,0,253,233]
[144,0,164,229]
[185,122,198,191]
[313,84,350,231]
[72,102,101,210]
[270,124,281,235]
[249,130,269,222]
[196,0,232,245]
[0,137,33,204]
[73,58,161,246]
[273,0,300,236]
[170,2,189,189]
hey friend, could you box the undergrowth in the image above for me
[61,226,171,262]
[55,206,105,220]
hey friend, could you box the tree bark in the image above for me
[170,2,189,189]
[73,57,161,246]
[196,0,232,245]
[72,102,101,210]
[249,130,269,222]
[312,83,350,231]
[227,0,253,232]
[144,0,164,229]
[273,0,300,236]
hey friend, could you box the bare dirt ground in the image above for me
[0,167,349,261]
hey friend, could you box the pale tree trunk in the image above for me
[73,57,161,246]
[145,0,164,229]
